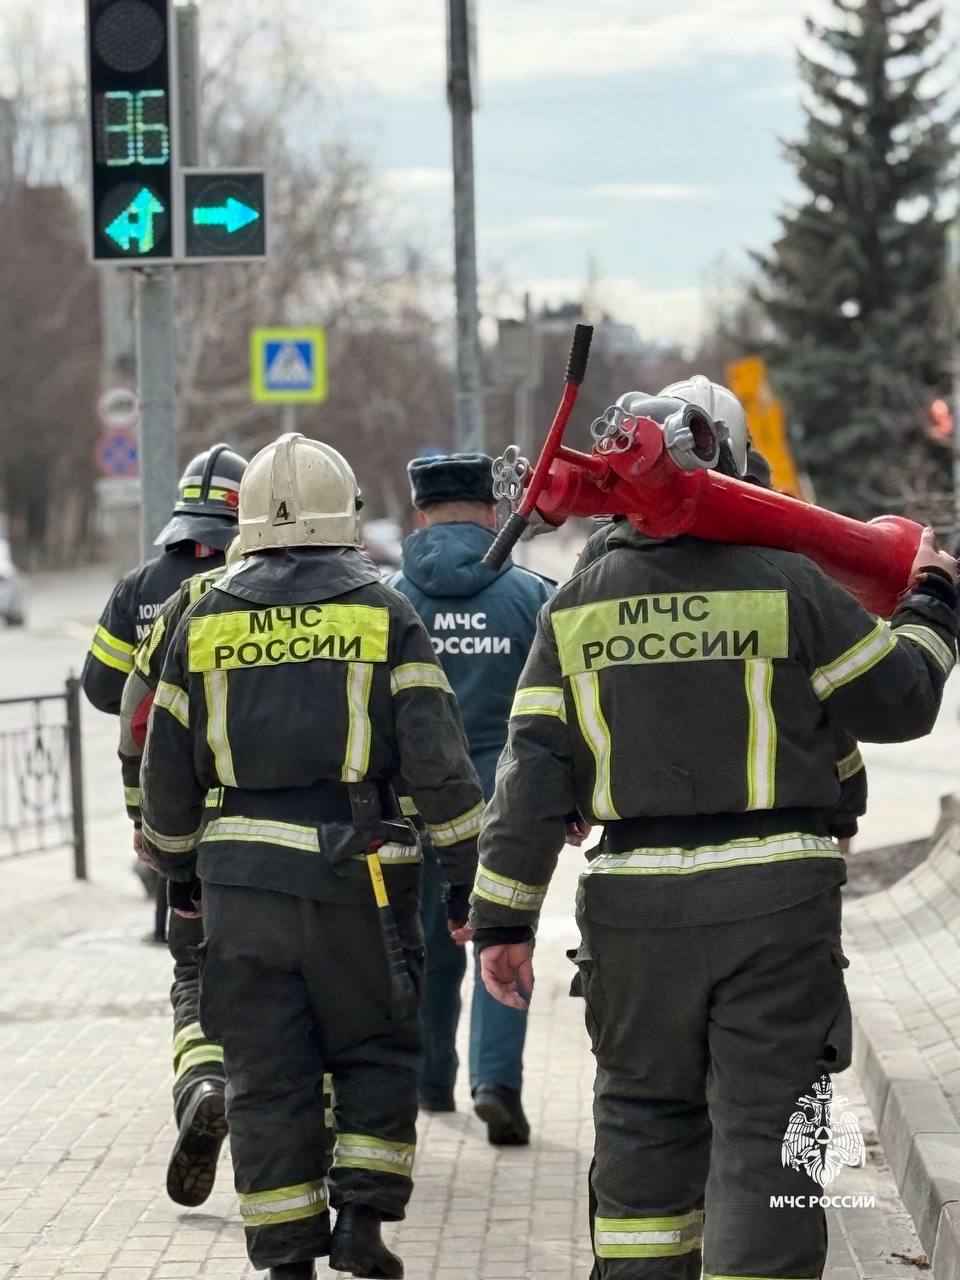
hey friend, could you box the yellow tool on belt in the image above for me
[367,842,417,1016]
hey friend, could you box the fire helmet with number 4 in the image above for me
[237,432,363,553]
[154,442,248,550]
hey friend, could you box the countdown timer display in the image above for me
[86,0,175,261]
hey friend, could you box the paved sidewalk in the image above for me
[0,817,928,1280]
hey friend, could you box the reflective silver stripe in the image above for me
[896,623,956,675]
[837,747,864,781]
[473,863,547,912]
[342,662,373,783]
[373,841,422,864]
[428,801,484,847]
[141,820,203,854]
[390,662,452,695]
[203,816,320,852]
[744,658,775,810]
[511,685,566,721]
[155,679,189,728]
[811,621,896,699]
[595,1210,703,1259]
[334,1133,415,1177]
[204,668,237,787]
[570,671,619,820]
[583,832,840,877]
[239,1180,327,1227]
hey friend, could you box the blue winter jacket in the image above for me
[389,522,554,798]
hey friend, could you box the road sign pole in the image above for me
[448,0,485,453]
[282,403,298,437]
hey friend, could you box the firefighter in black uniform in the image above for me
[471,382,959,1280]
[141,433,482,1280]
[83,442,247,1208]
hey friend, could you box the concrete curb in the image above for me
[852,979,960,1276]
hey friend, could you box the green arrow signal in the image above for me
[105,187,165,254]
[192,195,260,235]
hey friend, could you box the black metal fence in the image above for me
[0,677,86,878]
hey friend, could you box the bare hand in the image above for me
[565,817,592,847]
[133,828,158,869]
[172,906,202,919]
[479,943,534,1011]
[449,921,474,946]
[911,527,958,586]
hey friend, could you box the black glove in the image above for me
[445,883,471,929]
[168,877,202,915]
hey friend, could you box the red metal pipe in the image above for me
[531,416,922,618]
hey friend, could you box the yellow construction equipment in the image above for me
[726,357,812,501]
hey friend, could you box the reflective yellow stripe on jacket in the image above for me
[427,801,484,848]
[90,624,135,674]
[511,685,566,722]
[811,621,896,699]
[895,623,956,675]
[583,832,840,878]
[390,662,452,695]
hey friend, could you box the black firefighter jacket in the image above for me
[118,564,227,823]
[83,545,226,715]
[140,547,482,903]
[470,525,958,934]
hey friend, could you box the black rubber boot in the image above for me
[269,1264,316,1280]
[166,1079,228,1207]
[473,1084,530,1146]
[329,1205,403,1279]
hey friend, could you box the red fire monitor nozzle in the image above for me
[483,328,922,619]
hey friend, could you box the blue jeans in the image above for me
[419,842,527,1100]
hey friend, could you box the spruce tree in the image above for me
[754,0,955,517]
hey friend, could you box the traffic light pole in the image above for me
[135,4,200,556]
[448,0,485,453]
[136,269,179,553]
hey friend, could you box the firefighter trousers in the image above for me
[574,886,852,1280]
[200,881,423,1270]
[168,909,225,1120]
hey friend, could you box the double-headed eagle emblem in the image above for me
[781,1075,865,1187]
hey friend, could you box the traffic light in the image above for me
[85,0,176,262]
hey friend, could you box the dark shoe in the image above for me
[418,1089,456,1113]
[329,1204,403,1279]
[166,1079,228,1207]
[269,1265,316,1280]
[473,1084,530,1146]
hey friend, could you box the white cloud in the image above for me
[589,183,714,203]
[379,166,451,193]
[299,0,812,99]
[520,276,712,347]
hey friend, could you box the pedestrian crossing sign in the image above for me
[250,327,327,404]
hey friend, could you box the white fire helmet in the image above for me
[658,376,749,476]
[237,433,362,553]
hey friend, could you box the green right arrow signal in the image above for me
[192,195,260,235]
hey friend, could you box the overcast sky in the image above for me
[11,0,960,345]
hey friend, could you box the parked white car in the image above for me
[0,540,25,626]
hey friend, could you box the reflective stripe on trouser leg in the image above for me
[595,1210,703,1259]
[168,912,224,1119]
[239,1179,328,1228]
[199,884,331,1269]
